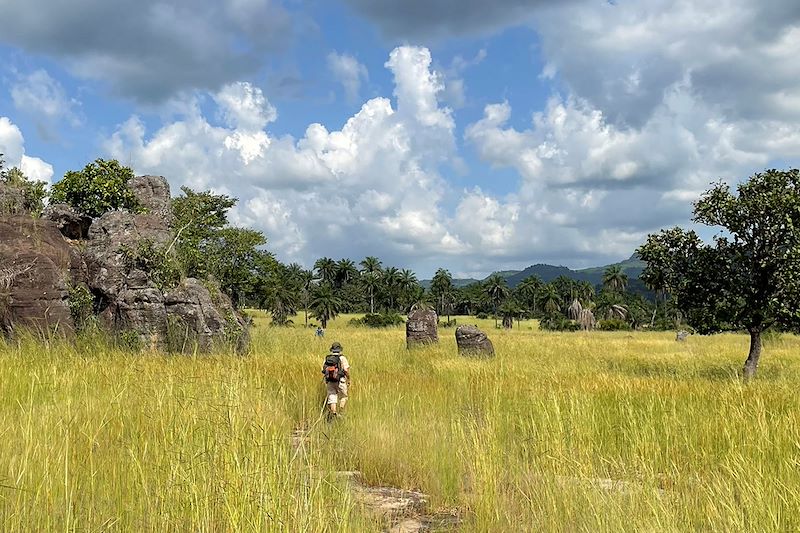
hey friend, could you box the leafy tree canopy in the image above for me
[0,157,47,216]
[638,169,800,379]
[50,159,138,217]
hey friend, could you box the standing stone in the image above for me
[676,330,689,342]
[129,175,172,225]
[406,308,438,348]
[455,325,495,357]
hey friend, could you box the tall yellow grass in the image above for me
[0,314,798,531]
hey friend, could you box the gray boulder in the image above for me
[676,330,690,342]
[165,278,248,352]
[84,209,171,300]
[455,325,495,357]
[43,203,92,239]
[406,308,438,348]
[129,175,172,224]
[114,269,168,348]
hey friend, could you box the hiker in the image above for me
[321,342,349,417]
[315,326,325,337]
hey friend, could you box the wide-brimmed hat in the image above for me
[330,342,342,353]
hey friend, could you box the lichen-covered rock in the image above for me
[115,269,168,348]
[455,325,494,357]
[43,203,92,239]
[84,209,171,300]
[406,309,438,348]
[0,174,250,351]
[129,175,172,224]
[165,279,248,352]
[0,216,87,336]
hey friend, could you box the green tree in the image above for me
[0,160,47,216]
[516,275,543,315]
[602,265,628,293]
[206,227,267,307]
[540,284,561,316]
[310,283,343,328]
[314,258,337,285]
[430,268,454,320]
[638,169,800,379]
[170,187,237,279]
[267,266,300,326]
[335,259,358,288]
[50,159,138,217]
[484,274,510,328]
[359,257,383,313]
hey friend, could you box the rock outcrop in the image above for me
[455,325,494,357]
[0,216,88,336]
[43,203,92,239]
[0,175,249,351]
[406,308,438,348]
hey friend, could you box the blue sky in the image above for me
[2,0,799,278]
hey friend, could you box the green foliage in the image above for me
[638,169,800,377]
[50,159,138,217]
[171,186,237,279]
[116,330,143,352]
[349,313,405,328]
[439,318,458,328]
[67,284,95,332]
[597,318,632,331]
[119,239,182,291]
[309,283,342,329]
[539,316,580,332]
[0,162,47,216]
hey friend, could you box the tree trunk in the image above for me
[370,291,374,314]
[743,328,762,381]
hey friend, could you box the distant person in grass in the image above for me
[322,342,350,417]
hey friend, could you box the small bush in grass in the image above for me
[349,313,405,328]
[539,317,580,331]
[598,318,632,331]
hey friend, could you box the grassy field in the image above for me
[0,313,799,531]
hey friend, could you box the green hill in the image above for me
[421,254,650,295]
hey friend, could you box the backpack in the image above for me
[323,354,343,382]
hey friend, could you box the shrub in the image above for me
[597,318,632,331]
[349,313,405,328]
[67,284,95,332]
[120,240,182,291]
[439,318,458,328]
[539,317,580,332]
[0,166,47,216]
[50,159,138,218]
[475,312,489,320]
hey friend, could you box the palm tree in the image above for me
[602,265,628,293]
[297,269,315,327]
[430,268,454,318]
[383,266,402,311]
[359,256,383,313]
[484,274,510,328]
[540,284,561,316]
[516,276,542,315]
[309,283,343,329]
[399,269,418,311]
[335,258,358,287]
[314,257,337,285]
[267,273,300,326]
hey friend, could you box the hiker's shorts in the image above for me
[326,380,348,405]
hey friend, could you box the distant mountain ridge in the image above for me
[421,254,649,294]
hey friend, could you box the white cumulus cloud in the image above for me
[0,117,54,184]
